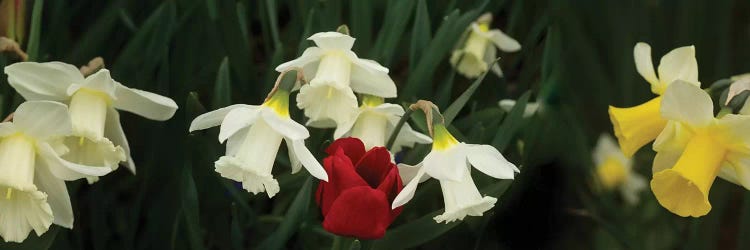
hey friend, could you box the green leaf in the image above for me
[257,177,314,249]
[180,161,205,250]
[212,57,232,109]
[25,0,44,61]
[370,0,416,66]
[350,0,373,51]
[442,59,498,126]
[409,0,431,70]
[492,91,530,151]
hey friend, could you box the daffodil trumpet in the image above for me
[649,81,750,217]
[391,100,518,223]
[189,70,328,198]
[608,42,699,157]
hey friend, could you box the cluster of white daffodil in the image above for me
[190,16,522,223]
[0,62,178,242]
[609,42,750,217]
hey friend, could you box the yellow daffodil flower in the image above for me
[593,134,647,205]
[609,43,699,157]
[650,81,750,217]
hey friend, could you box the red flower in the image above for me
[316,137,404,239]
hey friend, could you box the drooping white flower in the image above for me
[592,134,647,205]
[391,124,518,223]
[189,89,328,198]
[4,62,178,179]
[333,95,431,151]
[0,101,112,242]
[275,32,397,127]
[450,14,520,79]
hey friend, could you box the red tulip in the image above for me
[316,137,404,239]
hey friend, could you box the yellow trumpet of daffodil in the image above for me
[609,42,699,157]
[650,81,750,217]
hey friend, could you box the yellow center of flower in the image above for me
[432,125,459,151]
[263,90,290,118]
[596,156,627,190]
[608,96,667,157]
[478,23,490,32]
[651,132,726,217]
[361,95,384,107]
[5,187,11,199]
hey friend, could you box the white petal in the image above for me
[397,163,430,183]
[484,43,503,77]
[218,107,261,143]
[189,104,257,132]
[620,172,647,205]
[105,107,135,173]
[275,47,324,72]
[592,134,622,166]
[487,29,521,52]
[13,101,72,139]
[296,84,359,128]
[715,114,750,153]
[350,58,397,98]
[333,110,359,139]
[660,80,713,127]
[0,122,18,137]
[34,161,73,228]
[466,144,518,179]
[261,108,310,141]
[284,138,302,174]
[652,121,692,152]
[37,142,113,181]
[391,123,432,153]
[371,103,405,116]
[392,167,427,209]
[423,146,471,181]
[4,61,81,101]
[658,45,699,87]
[633,42,659,87]
[113,83,178,121]
[308,32,355,50]
[226,127,249,157]
[652,150,681,174]
[287,139,327,181]
[66,69,117,98]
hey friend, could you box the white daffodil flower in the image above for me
[633,43,700,95]
[391,124,518,223]
[0,101,112,242]
[4,62,178,179]
[650,81,750,217]
[592,134,647,205]
[189,90,328,198]
[333,96,431,151]
[275,32,397,127]
[450,14,520,79]
[498,99,540,118]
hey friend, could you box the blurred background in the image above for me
[1,0,750,249]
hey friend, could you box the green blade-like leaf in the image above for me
[409,0,431,70]
[257,177,314,249]
[370,0,416,66]
[442,59,498,126]
[212,57,232,109]
[492,91,530,151]
[25,0,44,61]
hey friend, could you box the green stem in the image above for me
[386,108,414,150]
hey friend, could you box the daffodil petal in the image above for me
[34,161,74,228]
[721,153,750,189]
[113,83,178,121]
[0,122,18,137]
[484,42,504,77]
[660,80,713,127]
[308,32,356,50]
[189,104,256,132]
[262,108,309,141]
[592,134,622,167]
[287,139,327,181]
[284,138,302,174]
[653,149,681,174]
[38,142,112,181]
[715,114,750,153]
[397,163,429,183]
[390,123,432,153]
[66,69,117,98]
[392,167,427,209]
[487,29,521,52]
[275,47,323,72]
[423,146,470,181]
[350,58,397,98]
[658,45,699,87]
[633,42,659,88]
[13,101,72,139]
[105,107,135,173]
[466,144,518,179]
[4,61,81,101]
[218,106,261,143]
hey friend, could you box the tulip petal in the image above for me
[13,101,72,139]
[487,29,521,52]
[325,137,366,163]
[288,139,328,181]
[633,43,659,88]
[322,186,392,239]
[466,144,518,179]
[4,61,81,101]
[218,107,261,143]
[658,45,698,88]
[34,160,74,228]
[66,69,117,98]
[275,47,323,72]
[355,147,393,187]
[376,166,404,204]
[392,167,427,209]
[308,32,355,50]
[113,83,178,121]
[350,58,397,98]
[105,107,135,173]
[37,142,113,181]
[262,108,310,141]
[660,80,713,127]
[316,150,368,215]
[189,104,256,132]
